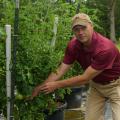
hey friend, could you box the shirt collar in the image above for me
[77,31,97,53]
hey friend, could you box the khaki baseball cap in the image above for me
[72,13,92,29]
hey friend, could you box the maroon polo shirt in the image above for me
[63,31,120,84]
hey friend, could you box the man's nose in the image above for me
[78,29,84,34]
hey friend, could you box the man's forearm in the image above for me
[45,63,71,83]
[45,71,62,82]
[56,66,102,89]
[57,75,88,88]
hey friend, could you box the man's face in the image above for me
[72,23,93,45]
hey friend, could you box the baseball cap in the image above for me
[72,13,92,29]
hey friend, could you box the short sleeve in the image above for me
[91,49,116,70]
[63,45,76,65]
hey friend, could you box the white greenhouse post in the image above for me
[51,16,59,47]
[5,25,11,120]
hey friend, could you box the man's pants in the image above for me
[85,78,120,120]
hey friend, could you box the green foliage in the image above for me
[14,93,58,120]
[0,0,6,112]
[86,0,120,40]
[13,0,75,119]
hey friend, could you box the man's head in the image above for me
[72,13,92,29]
[72,13,93,45]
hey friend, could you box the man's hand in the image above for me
[30,63,71,100]
[30,85,42,100]
[39,82,58,94]
[31,82,58,99]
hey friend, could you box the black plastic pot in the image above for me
[44,101,67,120]
[64,87,82,109]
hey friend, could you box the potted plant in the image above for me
[14,89,67,120]
[64,87,82,109]
[1,1,74,119]
[43,94,67,120]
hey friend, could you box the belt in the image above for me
[95,77,119,85]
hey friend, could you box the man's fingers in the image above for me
[31,82,56,95]
[31,86,42,98]
[40,85,55,93]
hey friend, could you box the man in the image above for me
[31,13,120,120]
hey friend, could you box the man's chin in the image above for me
[77,38,87,43]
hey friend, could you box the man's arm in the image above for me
[39,66,103,94]
[45,62,71,82]
[57,66,102,88]
[31,62,71,98]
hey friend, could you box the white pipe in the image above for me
[5,25,11,120]
[51,16,59,47]
[16,0,19,9]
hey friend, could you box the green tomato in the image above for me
[15,94,24,100]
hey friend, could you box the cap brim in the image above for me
[72,21,87,29]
